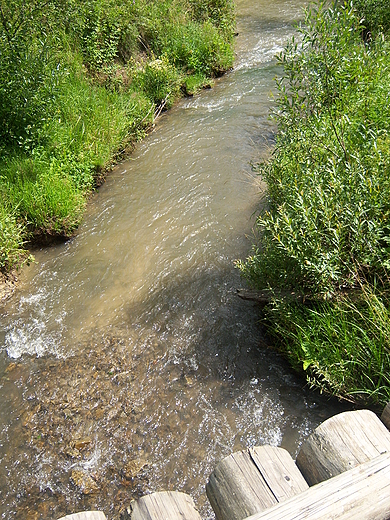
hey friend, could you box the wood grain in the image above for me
[129,491,201,520]
[381,402,390,431]
[296,409,390,485]
[244,451,390,520]
[206,446,308,520]
[57,512,106,520]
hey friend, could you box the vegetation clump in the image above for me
[0,0,235,270]
[237,0,390,407]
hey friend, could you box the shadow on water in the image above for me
[0,268,350,520]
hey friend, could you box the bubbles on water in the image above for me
[232,383,284,448]
[4,298,65,359]
[77,443,103,472]
[183,92,245,113]
[3,288,67,359]
[4,320,64,359]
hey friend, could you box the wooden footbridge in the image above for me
[59,404,390,520]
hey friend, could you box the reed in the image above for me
[269,288,390,406]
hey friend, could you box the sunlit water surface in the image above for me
[0,1,349,518]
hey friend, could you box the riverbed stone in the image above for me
[65,446,81,459]
[70,470,99,494]
[122,458,148,479]
[74,437,92,450]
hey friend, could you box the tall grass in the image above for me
[0,202,29,271]
[237,1,390,406]
[269,289,390,407]
[0,0,235,271]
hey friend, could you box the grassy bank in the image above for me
[237,0,390,407]
[0,0,235,271]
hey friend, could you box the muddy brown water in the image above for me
[0,1,350,518]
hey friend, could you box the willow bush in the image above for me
[353,0,390,35]
[0,0,235,270]
[237,1,390,406]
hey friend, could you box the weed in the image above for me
[130,55,181,107]
[237,0,390,406]
[0,0,235,269]
[0,202,28,271]
[269,287,390,406]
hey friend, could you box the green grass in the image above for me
[269,289,390,407]
[0,0,235,271]
[237,0,390,406]
[4,162,86,237]
[130,55,182,107]
[0,202,29,271]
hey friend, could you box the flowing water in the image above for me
[0,1,350,518]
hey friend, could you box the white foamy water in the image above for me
[0,2,350,519]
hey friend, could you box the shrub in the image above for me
[130,56,181,107]
[0,1,61,147]
[237,2,390,296]
[237,1,390,405]
[353,0,390,35]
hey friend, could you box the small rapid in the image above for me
[0,1,349,518]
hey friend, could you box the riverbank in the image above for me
[237,1,390,407]
[2,2,348,518]
[0,271,17,302]
[0,0,235,275]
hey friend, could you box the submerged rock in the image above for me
[65,447,81,459]
[122,458,148,480]
[73,437,92,450]
[70,469,99,494]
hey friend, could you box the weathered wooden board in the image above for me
[206,446,308,520]
[57,513,106,520]
[129,491,201,520]
[244,451,390,520]
[296,409,390,485]
[249,446,309,501]
[381,402,390,431]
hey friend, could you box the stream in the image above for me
[0,1,349,518]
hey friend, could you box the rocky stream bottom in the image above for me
[2,333,159,519]
[1,311,343,520]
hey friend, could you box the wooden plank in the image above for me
[296,409,390,485]
[207,449,277,520]
[57,513,106,520]
[244,451,390,520]
[249,446,309,501]
[129,491,201,520]
[381,402,390,430]
[206,447,308,520]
